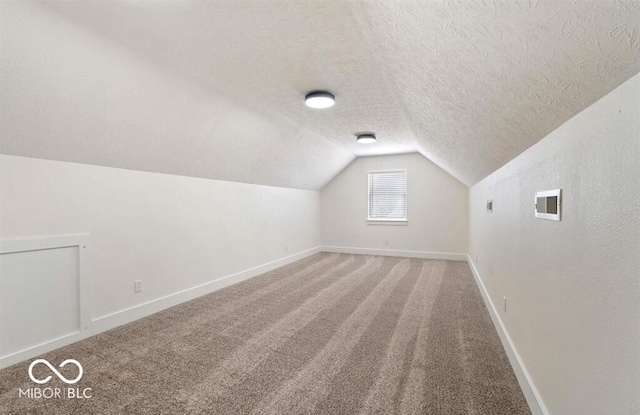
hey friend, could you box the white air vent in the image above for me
[535,189,561,221]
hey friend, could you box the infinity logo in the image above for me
[28,359,83,385]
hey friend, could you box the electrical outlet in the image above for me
[134,280,143,293]
[385,239,389,246]
[285,244,288,252]
[503,296,507,313]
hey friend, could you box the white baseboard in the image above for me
[92,246,322,335]
[466,255,548,415]
[0,332,90,370]
[1,246,321,369]
[321,246,467,261]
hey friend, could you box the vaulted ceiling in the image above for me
[1,1,639,189]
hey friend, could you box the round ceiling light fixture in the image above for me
[356,133,376,144]
[305,91,335,109]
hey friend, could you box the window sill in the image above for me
[366,220,408,226]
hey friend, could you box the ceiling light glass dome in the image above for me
[305,91,335,109]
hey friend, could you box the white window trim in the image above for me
[366,219,408,226]
[367,169,408,224]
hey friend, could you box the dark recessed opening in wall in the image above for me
[546,196,558,214]
[536,196,558,214]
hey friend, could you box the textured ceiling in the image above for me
[348,0,640,185]
[1,1,639,189]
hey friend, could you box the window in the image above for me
[368,170,407,222]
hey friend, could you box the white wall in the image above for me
[0,155,321,322]
[0,1,353,190]
[469,73,640,415]
[0,1,327,367]
[322,153,468,257]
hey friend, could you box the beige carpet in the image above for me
[0,253,531,414]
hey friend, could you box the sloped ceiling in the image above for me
[1,1,639,189]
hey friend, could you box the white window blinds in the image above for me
[368,170,407,220]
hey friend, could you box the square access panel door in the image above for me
[535,189,561,221]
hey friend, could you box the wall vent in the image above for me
[535,189,561,221]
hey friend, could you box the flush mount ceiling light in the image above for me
[356,133,376,144]
[305,91,335,109]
